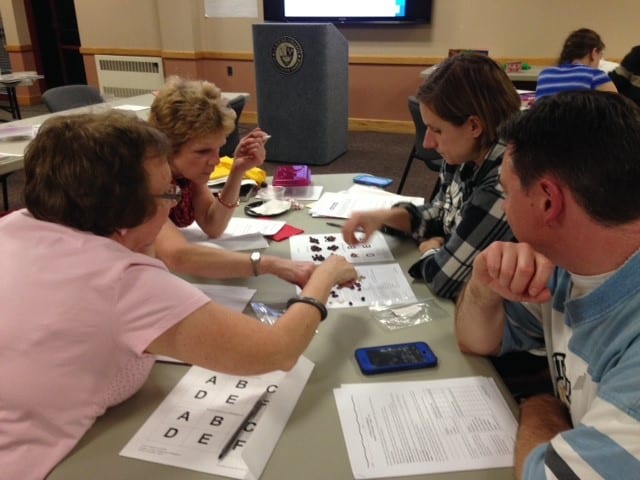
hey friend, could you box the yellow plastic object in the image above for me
[209,156,267,186]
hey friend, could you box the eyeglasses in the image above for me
[154,184,182,203]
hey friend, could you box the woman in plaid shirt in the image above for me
[342,54,520,299]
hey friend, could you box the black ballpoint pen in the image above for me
[325,221,345,229]
[218,390,269,460]
[326,221,365,233]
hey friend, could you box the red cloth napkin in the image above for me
[270,224,304,242]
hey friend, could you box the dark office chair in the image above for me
[220,95,246,158]
[42,85,104,112]
[397,96,443,199]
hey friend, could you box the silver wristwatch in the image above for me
[250,250,261,277]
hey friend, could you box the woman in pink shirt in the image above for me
[0,111,357,479]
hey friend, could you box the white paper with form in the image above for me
[121,356,314,479]
[289,231,394,264]
[180,217,286,251]
[334,377,517,479]
[289,232,416,308]
[308,189,423,219]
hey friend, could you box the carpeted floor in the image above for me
[4,105,438,211]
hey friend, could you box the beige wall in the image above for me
[2,0,638,128]
[74,0,162,51]
[68,0,638,59]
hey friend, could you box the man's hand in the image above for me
[455,241,553,355]
[473,241,554,303]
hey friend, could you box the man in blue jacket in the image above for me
[455,91,640,479]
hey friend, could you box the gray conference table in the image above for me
[49,173,517,480]
[0,71,44,119]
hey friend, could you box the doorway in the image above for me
[23,0,86,89]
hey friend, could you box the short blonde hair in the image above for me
[148,76,236,154]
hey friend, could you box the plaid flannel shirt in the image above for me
[397,142,514,299]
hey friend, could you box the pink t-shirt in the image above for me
[0,210,211,480]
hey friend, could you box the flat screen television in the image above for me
[263,0,433,25]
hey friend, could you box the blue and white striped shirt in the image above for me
[501,251,640,478]
[535,64,612,100]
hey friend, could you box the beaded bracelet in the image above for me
[213,191,240,209]
[286,296,328,321]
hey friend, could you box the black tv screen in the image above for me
[263,0,433,25]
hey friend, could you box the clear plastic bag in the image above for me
[250,302,286,325]
[250,301,319,334]
[369,299,449,330]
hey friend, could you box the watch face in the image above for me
[251,251,261,276]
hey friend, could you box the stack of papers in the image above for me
[334,377,517,479]
[180,217,285,251]
[308,185,424,219]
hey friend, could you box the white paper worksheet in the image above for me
[289,232,416,308]
[289,231,394,264]
[324,263,417,309]
[308,189,423,219]
[180,217,286,251]
[121,357,314,479]
[334,377,517,479]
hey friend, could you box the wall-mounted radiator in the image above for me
[95,55,165,98]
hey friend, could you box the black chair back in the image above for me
[42,85,103,112]
[220,95,246,158]
[397,96,442,197]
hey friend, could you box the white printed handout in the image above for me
[334,377,517,479]
[120,357,314,479]
[289,231,394,264]
[180,217,286,251]
[308,190,423,219]
[325,263,416,308]
[290,232,415,308]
